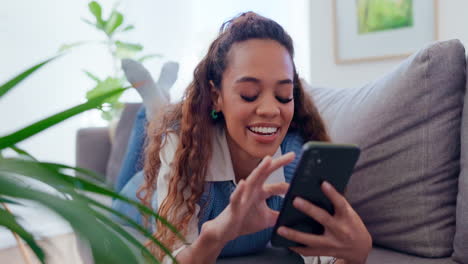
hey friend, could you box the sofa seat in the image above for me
[367,247,455,264]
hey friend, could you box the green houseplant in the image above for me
[61,1,160,122]
[0,55,182,263]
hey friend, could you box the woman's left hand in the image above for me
[277,181,372,264]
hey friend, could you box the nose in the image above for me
[256,95,280,118]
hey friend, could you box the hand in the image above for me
[200,152,295,244]
[277,181,372,264]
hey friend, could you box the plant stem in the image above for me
[2,203,33,264]
[107,37,119,78]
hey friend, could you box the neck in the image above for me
[231,151,261,182]
[225,134,262,183]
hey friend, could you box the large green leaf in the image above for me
[0,158,184,242]
[81,18,96,28]
[84,196,176,263]
[83,70,101,83]
[115,41,143,52]
[0,87,126,150]
[42,162,106,183]
[0,174,142,263]
[105,10,124,36]
[0,158,182,263]
[88,1,105,29]
[9,144,105,182]
[138,54,163,63]
[99,102,124,121]
[121,24,135,32]
[0,55,59,99]
[58,41,89,52]
[0,207,45,263]
[0,159,69,188]
[115,41,143,59]
[85,77,124,105]
[10,145,37,161]
[88,203,162,264]
[0,197,21,205]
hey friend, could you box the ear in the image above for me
[210,81,223,112]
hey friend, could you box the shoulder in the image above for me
[159,131,179,164]
[281,130,305,182]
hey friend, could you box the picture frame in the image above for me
[332,0,439,64]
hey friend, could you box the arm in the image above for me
[162,153,296,263]
[175,227,227,264]
[157,134,227,264]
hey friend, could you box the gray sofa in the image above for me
[76,39,467,263]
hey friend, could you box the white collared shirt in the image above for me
[158,128,330,264]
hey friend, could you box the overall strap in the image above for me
[280,130,305,183]
[196,131,306,257]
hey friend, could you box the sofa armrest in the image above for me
[76,127,111,182]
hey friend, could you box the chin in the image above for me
[247,143,281,158]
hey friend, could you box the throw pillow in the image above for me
[305,39,465,258]
[453,54,468,263]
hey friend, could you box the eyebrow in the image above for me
[235,76,293,85]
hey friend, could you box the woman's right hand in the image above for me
[200,152,295,244]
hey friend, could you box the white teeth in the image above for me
[249,126,278,134]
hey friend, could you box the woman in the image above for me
[135,12,371,264]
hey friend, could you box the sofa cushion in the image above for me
[305,39,465,257]
[216,247,304,264]
[76,127,111,180]
[453,55,468,263]
[367,247,456,264]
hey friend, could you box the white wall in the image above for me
[0,1,113,165]
[1,0,467,166]
[119,0,313,100]
[308,0,468,89]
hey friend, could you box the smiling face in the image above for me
[213,39,295,163]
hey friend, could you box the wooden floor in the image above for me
[0,232,83,264]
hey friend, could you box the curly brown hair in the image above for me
[138,11,330,260]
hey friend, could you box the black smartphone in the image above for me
[271,141,360,248]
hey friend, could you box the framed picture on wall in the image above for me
[333,0,438,64]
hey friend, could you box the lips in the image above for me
[247,124,280,143]
[248,126,278,135]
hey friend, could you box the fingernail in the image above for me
[293,197,305,207]
[278,227,288,236]
[322,181,332,190]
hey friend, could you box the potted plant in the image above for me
[0,55,181,263]
[61,1,160,123]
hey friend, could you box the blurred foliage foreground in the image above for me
[0,55,182,263]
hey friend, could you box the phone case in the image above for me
[271,141,360,247]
